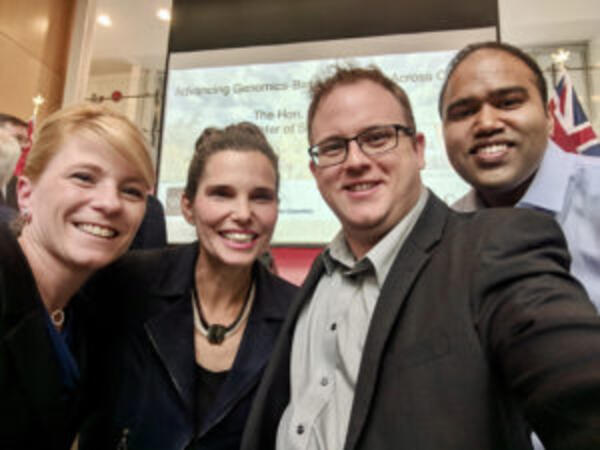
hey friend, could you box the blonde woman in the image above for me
[0,104,154,449]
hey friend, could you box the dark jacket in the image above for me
[80,242,298,450]
[0,224,91,449]
[0,203,16,223]
[242,193,600,450]
[130,195,167,250]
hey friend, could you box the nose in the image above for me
[93,183,122,214]
[474,103,503,137]
[343,140,371,172]
[232,197,252,223]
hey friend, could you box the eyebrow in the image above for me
[252,186,276,195]
[68,162,146,185]
[445,86,529,114]
[315,124,398,144]
[490,86,529,98]
[205,183,233,191]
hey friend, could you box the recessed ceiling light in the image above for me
[97,14,112,27]
[157,8,171,21]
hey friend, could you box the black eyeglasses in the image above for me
[308,124,415,167]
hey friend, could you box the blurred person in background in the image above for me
[0,113,30,210]
[130,194,168,250]
[0,130,20,222]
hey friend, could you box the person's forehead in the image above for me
[314,80,408,128]
[447,49,539,96]
[1,121,27,136]
[324,79,400,106]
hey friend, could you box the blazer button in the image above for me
[117,428,130,450]
[296,424,305,435]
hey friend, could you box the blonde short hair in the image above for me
[25,104,155,188]
[307,65,416,142]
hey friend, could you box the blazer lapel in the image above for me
[344,192,449,450]
[145,294,196,415]
[139,242,198,416]
[198,265,282,435]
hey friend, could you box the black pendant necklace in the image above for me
[191,282,254,345]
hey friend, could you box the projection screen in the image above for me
[158,27,496,244]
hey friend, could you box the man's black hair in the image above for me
[438,41,548,116]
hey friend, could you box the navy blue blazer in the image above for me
[129,195,167,250]
[80,242,297,450]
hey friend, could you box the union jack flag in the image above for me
[548,69,600,156]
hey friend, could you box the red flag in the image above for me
[13,117,34,176]
[548,68,600,156]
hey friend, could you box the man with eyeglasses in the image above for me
[242,66,600,450]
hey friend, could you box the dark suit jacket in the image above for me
[130,195,167,250]
[80,242,298,450]
[5,175,17,209]
[242,193,600,450]
[0,203,16,223]
[0,224,91,449]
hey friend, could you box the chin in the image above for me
[211,249,254,266]
[475,177,516,192]
[72,252,121,271]
[220,258,256,269]
[344,212,384,229]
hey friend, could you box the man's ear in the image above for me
[547,112,555,136]
[180,195,195,225]
[413,132,426,170]
[16,176,33,213]
[309,160,317,177]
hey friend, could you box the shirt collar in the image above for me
[517,141,574,213]
[322,187,429,287]
[452,188,486,212]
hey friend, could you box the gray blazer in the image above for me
[242,192,600,450]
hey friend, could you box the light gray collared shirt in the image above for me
[452,141,600,307]
[276,188,429,450]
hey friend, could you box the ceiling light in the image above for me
[97,14,112,27]
[551,49,570,65]
[157,8,171,21]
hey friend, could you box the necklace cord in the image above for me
[191,281,254,345]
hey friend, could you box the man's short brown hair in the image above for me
[307,65,416,142]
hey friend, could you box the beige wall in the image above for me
[0,0,76,122]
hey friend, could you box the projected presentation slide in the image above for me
[159,29,494,244]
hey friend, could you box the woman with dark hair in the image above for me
[80,122,297,450]
[0,104,155,449]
